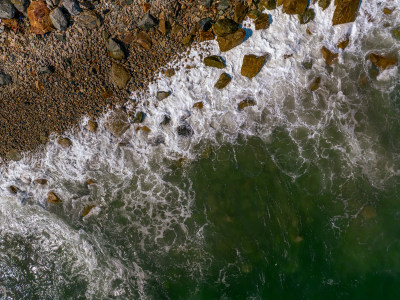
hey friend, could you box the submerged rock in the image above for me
[48,191,62,204]
[217,28,246,52]
[111,63,131,89]
[254,13,270,30]
[132,111,145,123]
[161,115,171,126]
[369,53,397,70]
[310,77,321,91]
[213,18,239,37]
[27,1,53,34]
[321,47,338,66]
[214,73,231,89]
[8,185,19,194]
[282,0,308,15]
[204,55,226,69]
[241,54,266,78]
[105,110,130,137]
[337,37,350,50]
[86,120,98,132]
[332,0,360,25]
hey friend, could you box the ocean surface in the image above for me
[1,1,400,299]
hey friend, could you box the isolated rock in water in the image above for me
[213,18,239,37]
[233,1,248,24]
[136,31,152,49]
[299,9,315,24]
[0,0,15,19]
[138,13,158,31]
[86,120,98,132]
[5,149,21,161]
[318,0,331,10]
[107,39,125,60]
[11,0,29,15]
[76,11,100,29]
[332,0,360,25]
[241,55,267,78]
[283,0,308,15]
[369,53,398,70]
[157,91,171,101]
[48,191,62,204]
[50,7,68,31]
[204,55,226,69]
[27,1,53,34]
[217,28,246,52]
[321,47,338,65]
[259,0,277,10]
[199,17,213,31]
[111,63,131,89]
[182,34,194,46]
[254,13,270,30]
[164,68,175,77]
[0,73,12,85]
[177,123,193,137]
[214,73,231,89]
[238,99,256,110]
[383,7,393,15]
[62,0,81,16]
[310,77,321,91]
[105,110,130,137]
[58,137,72,148]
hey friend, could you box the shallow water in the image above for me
[1,1,400,299]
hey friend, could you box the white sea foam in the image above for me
[0,1,399,297]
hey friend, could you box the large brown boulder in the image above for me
[217,28,246,52]
[283,0,308,15]
[369,53,398,71]
[27,1,53,34]
[332,0,360,25]
[241,55,267,78]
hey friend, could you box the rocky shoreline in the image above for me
[0,0,398,163]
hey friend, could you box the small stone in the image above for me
[233,1,248,24]
[321,47,338,66]
[337,37,350,50]
[136,31,152,49]
[104,110,130,137]
[111,63,131,89]
[193,101,204,109]
[332,0,360,25]
[199,17,213,31]
[62,0,81,16]
[164,69,175,77]
[241,54,267,78]
[310,77,321,91]
[6,149,21,161]
[214,73,231,89]
[58,137,72,148]
[171,24,184,35]
[48,191,62,204]
[76,11,100,29]
[200,0,212,8]
[106,39,125,60]
[101,30,110,40]
[299,9,315,24]
[283,0,308,15]
[82,205,96,217]
[213,18,239,37]
[301,59,313,70]
[10,0,28,15]
[34,178,48,185]
[0,73,12,86]
[132,111,145,123]
[157,91,171,101]
[50,7,68,31]
[0,0,15,19]
[182,34,194,46]
[87,120,98,132]
[254,13,270,30]
[177,123,194,137]
[138,12,158,31]
[318,0,330,10]
[204,55,226,69]
[238,99,256,110]
[369,53,397,71]
[217,28,246,52]
[27,1,53,34]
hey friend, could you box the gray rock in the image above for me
[200,0,212,8]
[0,0,15,19]
[10,0,29,15]
[50,7,68,31]
[0,73,12,85]
[199,17,212,31]
[106,38,125,60]
[138,13,158,31]
[62,0,81,16]
[45,0,59,10]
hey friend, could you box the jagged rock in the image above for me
[213,18,239,37]
[0,73,12,85]
[58,137,72,148]
[299,9,315,24]
[199,17,212,31]
[27,1,53,34]
[233,1,248,24]
[86,120,98,132]
[214,73,231,89]
[48,191,62,204]
[241,54,266,78]
[132,111,145,123]
[283,0,308,15]
[369,53,397,71]
[34,178,48,185]
[238,99,256,110]
[138,12,158,31]
[321,47,338,65]
[0,0,15,19]
[6,149,21,161]
[259,0,276,10]
[337,37,349,49]
[200,0,212,8]
[136,31,152,49]
[111,63,131,89]
[157,91,171,101]
[254,13,270,30]
[50,7,68,31]
[10,0,29,15]
[310,77,321,91]
[62,0,81,16]
[105,110,130,137]
[76,10,100,29]
[177,123,193,137]
[332,0,360,26]
[193,101,204,109]
[318,0,331,10]
[217,28,246,52]
[45,0,59,10]
[204,55,225,69]
[106,39,125,60]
